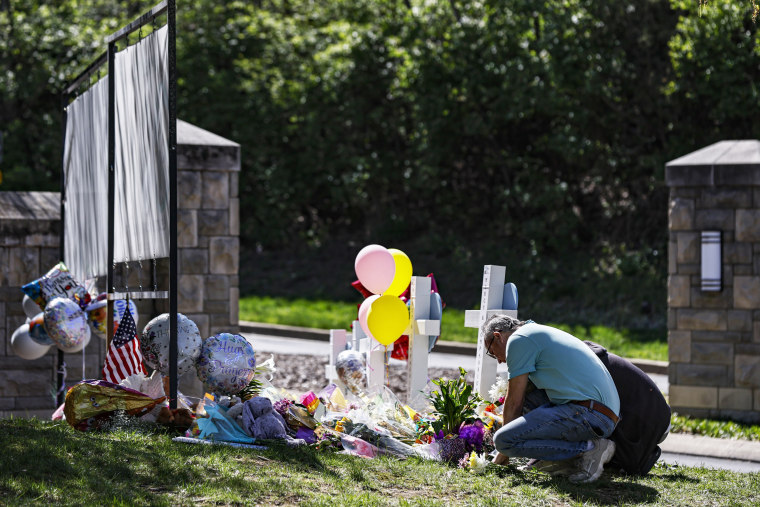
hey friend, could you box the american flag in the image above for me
[102,303,146,383]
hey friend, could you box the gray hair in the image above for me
[481,314,527,344]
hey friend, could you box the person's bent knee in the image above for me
[493,426,521,456]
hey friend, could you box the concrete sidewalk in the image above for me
[240,320,760,473]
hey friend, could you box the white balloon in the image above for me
[22,295,42,319]
[11,324,51,360]
[141,313,202,376]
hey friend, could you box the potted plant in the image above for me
[422,367,484,463]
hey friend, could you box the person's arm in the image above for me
[493,373,529,465]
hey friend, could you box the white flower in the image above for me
[488,375,508,402]
[255,355,277,381]
[468,452,490,474]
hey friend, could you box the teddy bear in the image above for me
[242,397,288,440]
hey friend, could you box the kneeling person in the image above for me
[483,315,620,483]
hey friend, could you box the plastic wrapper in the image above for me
[259,385,297,405]
[333,427,416,459]
[299,391,320,415]
[360,386,418,443]
[119,371,169,422]
[317,383,348,412]
[321,410,416,458]
[63,380,166,430]
[191,398,257,444]
[286,404,319,430]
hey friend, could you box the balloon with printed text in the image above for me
[195,333,256,395]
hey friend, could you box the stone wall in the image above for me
[666,140,760,423]
[0,192,96,418]
[0,120,241,417]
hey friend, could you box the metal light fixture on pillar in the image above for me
[700,230,721,292]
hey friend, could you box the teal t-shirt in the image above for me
[505,323,620,415]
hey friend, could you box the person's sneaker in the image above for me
[568,439,616,484]
[520,458,578,477]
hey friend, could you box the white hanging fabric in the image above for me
[113,25,170,265]
[63,76,109,282]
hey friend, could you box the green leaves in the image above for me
[426,367,483,437]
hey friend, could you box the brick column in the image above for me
[666,141,760,423]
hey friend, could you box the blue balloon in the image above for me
[502,283,518,311]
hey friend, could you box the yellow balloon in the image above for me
[366,295,410,347]
[383,249,413,297]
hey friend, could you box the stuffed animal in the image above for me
[242,397,288,440]
[226,402,245,429]
[156,407,195,430]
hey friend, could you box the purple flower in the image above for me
[434,429,445,441]
[273,398,293,418]
[458,420,485,452]
[458,452,471,469]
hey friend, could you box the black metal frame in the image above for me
[59,0,178,409]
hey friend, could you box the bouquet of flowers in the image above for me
[419,367,485,462]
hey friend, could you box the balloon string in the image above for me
[385,346,390,387]
[56,362,68,397]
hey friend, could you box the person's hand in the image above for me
[493,452,509,466]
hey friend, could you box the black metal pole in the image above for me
[168,0,178,410]
[57,92,68,406]
[107,41,116,348]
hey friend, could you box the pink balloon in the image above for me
[354,244,396,294]
[358,295,380,337]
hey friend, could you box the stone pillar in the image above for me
[666,140,760,423]
[0,120,242,414]
[174,120,241,339]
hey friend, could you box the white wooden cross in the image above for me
[324,329,348,392]
[355,320,387,390]
[464,265,518,400]
[406,276,441,401]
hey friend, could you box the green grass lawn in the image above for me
[2,418,757,506]
[671,413,760,441]
[239,296,668,362]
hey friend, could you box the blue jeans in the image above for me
[493,389,617,461]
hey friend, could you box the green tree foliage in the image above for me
[176,0,679,252]
[667,0,760,150]
[0,1,146,190]
[1,0,758,325]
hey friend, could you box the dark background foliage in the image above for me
[2,0,759,328]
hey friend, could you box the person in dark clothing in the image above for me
[584,341,671,475]
[520,340,670,476]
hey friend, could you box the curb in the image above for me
[238,321,668,375]
[660,433,760,463]
[240,321,329,341]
